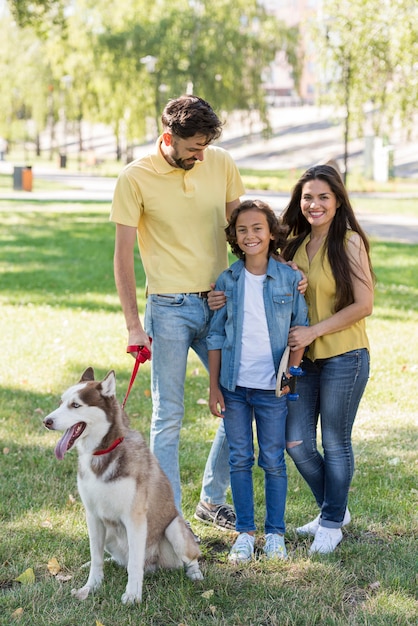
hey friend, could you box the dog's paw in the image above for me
[185,561,204,581]
[121,591,141,605]
[71,586,92,601]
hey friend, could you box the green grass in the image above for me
[0,202,417,625]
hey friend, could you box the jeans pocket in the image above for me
[152,293,185,307]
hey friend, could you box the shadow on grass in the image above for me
[1,382,417,624]
[1,384,416,529]
[0,209,146,311]
[1,208,418,317]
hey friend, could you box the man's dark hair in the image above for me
[161,95,223,142]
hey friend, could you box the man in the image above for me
[110,95,245,529]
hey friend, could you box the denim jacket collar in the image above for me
[228,256,278,280]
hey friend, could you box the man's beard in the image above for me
[172,155,197,170]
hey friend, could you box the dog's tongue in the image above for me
[54,424,81,460]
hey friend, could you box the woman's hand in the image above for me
[288,325,317,351]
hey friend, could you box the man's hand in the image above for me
[285,261,307,295]
[127,330,152,359]
[207,282,227,311]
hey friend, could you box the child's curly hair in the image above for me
[225,199,288,260]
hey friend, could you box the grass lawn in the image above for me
[0,201,417,625]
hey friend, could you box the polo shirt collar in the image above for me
[149,135,174,174]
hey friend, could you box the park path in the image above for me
[1,101,417,245]
[0,177,417,244]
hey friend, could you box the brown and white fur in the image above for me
[43,367,203,605]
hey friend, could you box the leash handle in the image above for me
[122,341,152,409]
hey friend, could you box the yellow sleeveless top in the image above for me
[292,232,370,361]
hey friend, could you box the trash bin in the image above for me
[59,154,67,168]
[22,166,33,191]
[13,166,33,191]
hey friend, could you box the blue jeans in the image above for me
[145,293,230,513]
[286,349,370,529]
[221,385,288,535]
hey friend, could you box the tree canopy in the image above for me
[3,0,296,160]
[312,0,418,176]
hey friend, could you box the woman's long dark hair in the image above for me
[226,199,288,260]
[281,165,374,312]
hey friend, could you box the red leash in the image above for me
[122,341,152,409]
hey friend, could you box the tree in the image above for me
[3,0,301,162]
[312,0,418,181]
[7,0,66,32]
[92,0,294,156]
[0,11,51,155]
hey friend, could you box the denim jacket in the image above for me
[207,257,309,391]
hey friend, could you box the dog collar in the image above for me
[93,437,124,456]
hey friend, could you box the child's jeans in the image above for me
[221,385,287,535]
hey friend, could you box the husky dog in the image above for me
[43,368,203,604]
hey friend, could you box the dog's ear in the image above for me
[80,367,95,382]
[100,370,116,398]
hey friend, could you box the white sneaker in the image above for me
[308,526,343,554]
[263,533,287,560]
[228,533,255,563]
[296,508,351,536]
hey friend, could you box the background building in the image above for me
[262,0,319,104]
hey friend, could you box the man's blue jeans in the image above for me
[145,293,230,513]
[286,349,370,529]
[221,385,288,535]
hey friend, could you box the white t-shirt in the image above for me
[236,269,276,390]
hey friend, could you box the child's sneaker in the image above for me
[263,533,287,560]
[308,526,343,554]
[228,533,254,563]
[296,508,351,536]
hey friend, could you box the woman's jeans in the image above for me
[145,293,230,513]
[221,385,288,535]
[286,349,370,529]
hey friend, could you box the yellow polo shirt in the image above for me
[292,232,370,361]
[110,137,245,294]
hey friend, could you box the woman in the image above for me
[281,164,374,554]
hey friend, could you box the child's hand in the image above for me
[209,387,225,417]
[278,373,292,397]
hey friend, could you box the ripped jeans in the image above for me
[286,349,370,529]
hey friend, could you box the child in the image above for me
[207,199,308,563]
